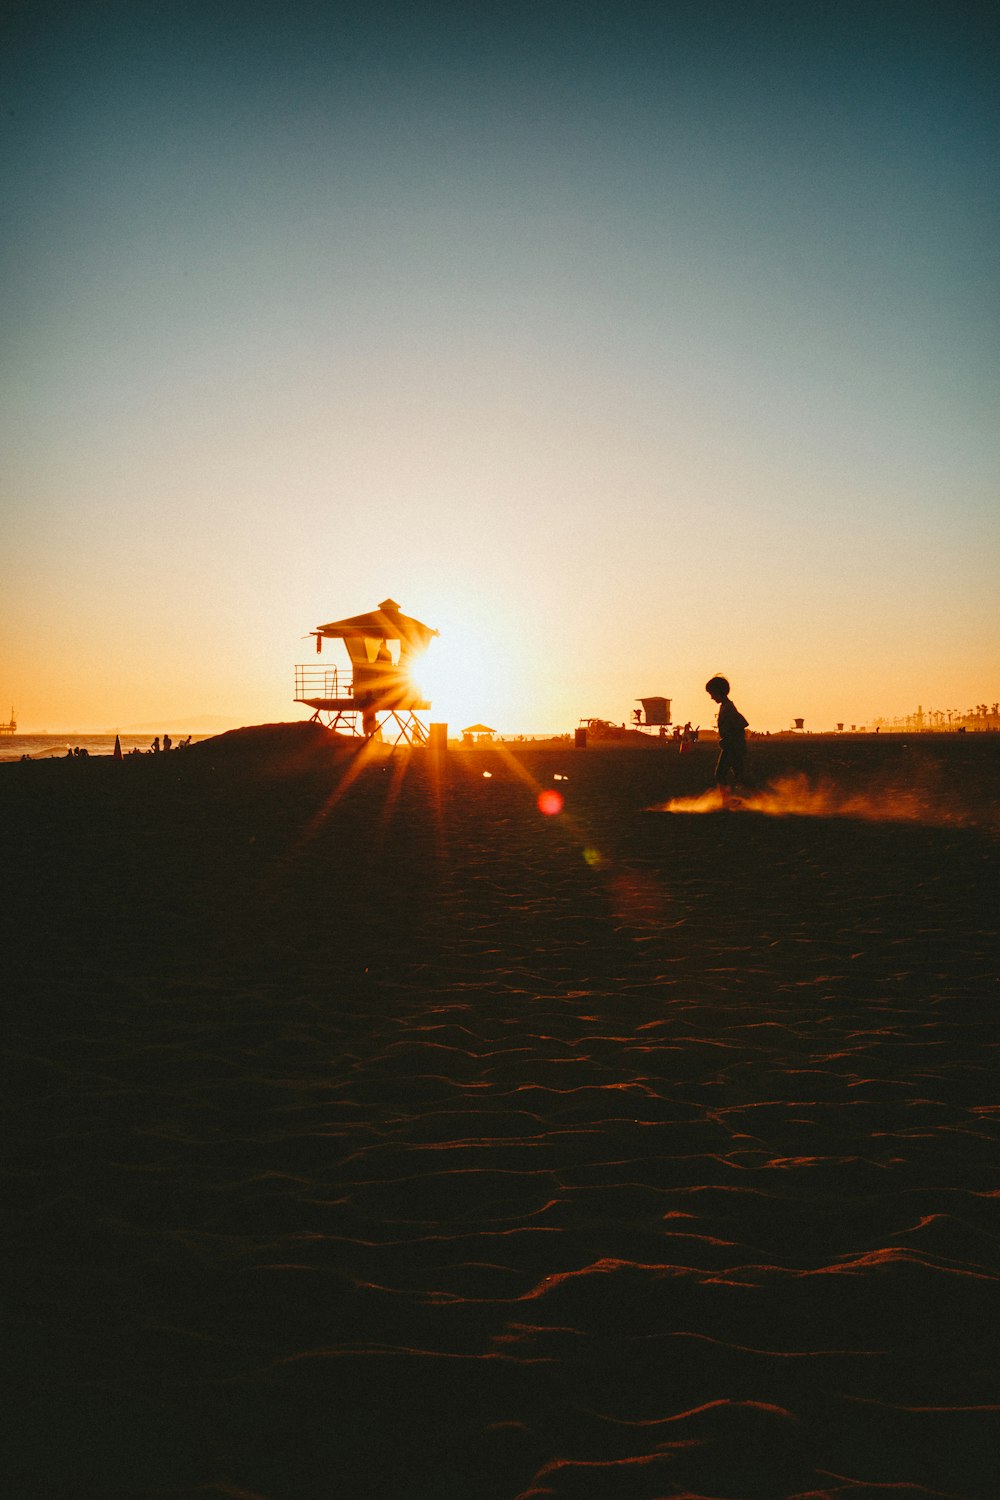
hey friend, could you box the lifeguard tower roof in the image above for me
[314,597,438,650]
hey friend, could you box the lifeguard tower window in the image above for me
[637,697,671,727]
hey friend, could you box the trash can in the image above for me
[574,727,587,749]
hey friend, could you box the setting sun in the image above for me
[405,609,513,734]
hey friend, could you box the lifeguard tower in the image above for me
[634,696,671,733]
[294,598,438,744]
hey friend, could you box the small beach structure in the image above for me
[461,723,496,744]
[294,598,438,744]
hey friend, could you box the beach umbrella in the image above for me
[113,735,122,760]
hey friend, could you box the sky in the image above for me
[2,0,997,734]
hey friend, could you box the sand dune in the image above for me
[2,728,997,1498]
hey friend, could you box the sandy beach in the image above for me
[3,725,998,1499]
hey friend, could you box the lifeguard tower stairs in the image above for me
[294,598,438,745]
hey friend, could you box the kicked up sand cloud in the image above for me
[659,772,978,827]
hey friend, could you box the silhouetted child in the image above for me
[705,675,749,790]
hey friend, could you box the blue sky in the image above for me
[2,1,997,731]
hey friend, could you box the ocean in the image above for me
[0,732,210,762]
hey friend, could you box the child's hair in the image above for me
[705,675,730,697]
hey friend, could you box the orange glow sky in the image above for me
[3,2,997,734]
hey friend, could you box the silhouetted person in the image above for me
[705,675,748,789]
[151,736,160,753]
[162,733,172,751]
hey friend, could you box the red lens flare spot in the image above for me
[537,789,564,817]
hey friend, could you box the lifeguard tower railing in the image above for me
[294,665,353,705]
[293,663,429,743]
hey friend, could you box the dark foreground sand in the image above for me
[3,726,998,1499]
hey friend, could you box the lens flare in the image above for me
[537,789,564,816]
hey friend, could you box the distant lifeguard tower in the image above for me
[294,598,438,744]
[634,697,671,733]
